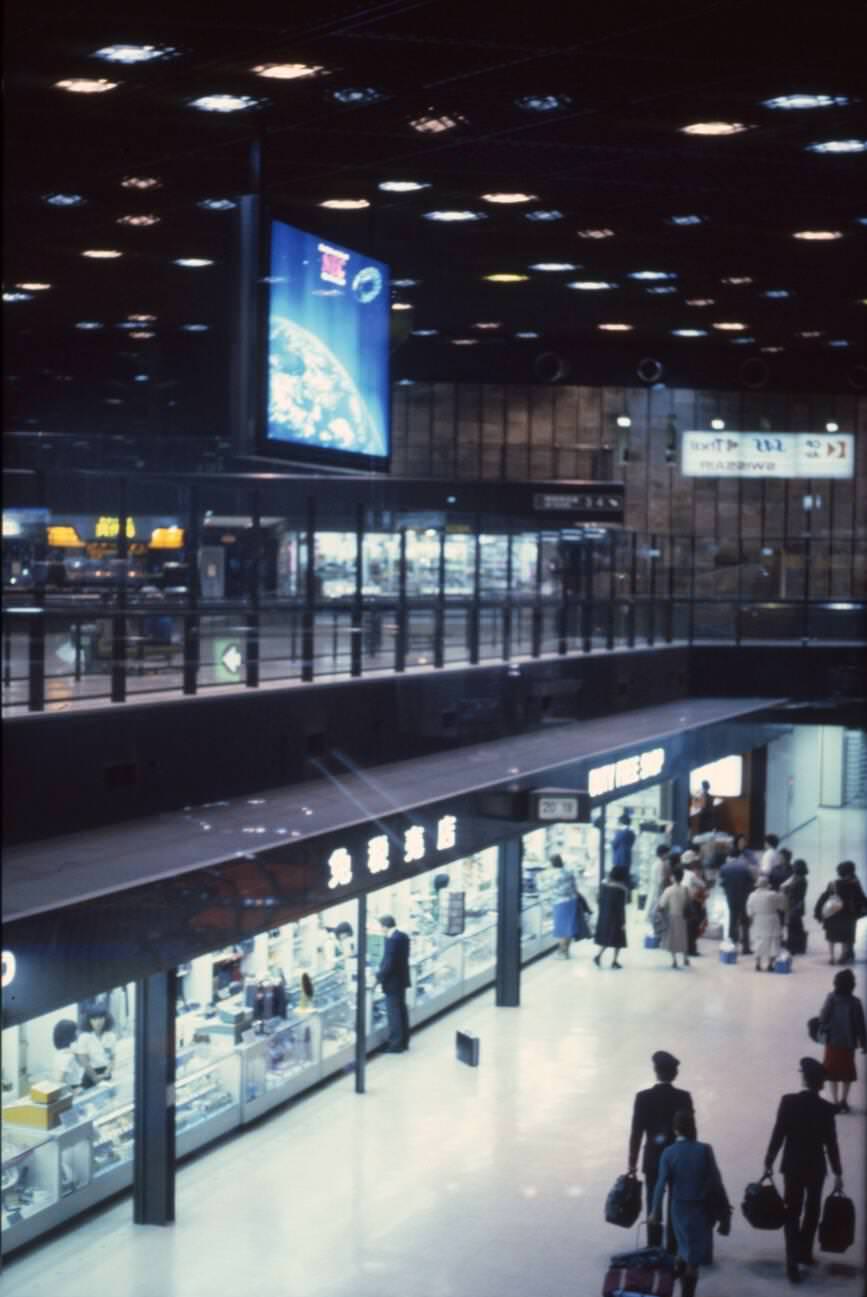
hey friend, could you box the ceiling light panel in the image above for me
[576,228,614,239]
[379,181,429,192]
[122,177,161,190]
[190,94,260,113]
[117,214,160,226]
[792,229,843,240]
[44,192,85,206]
[597,323,632,331]
[681,121,747,135]
[668,214,705,225]
[198,198,236,210]
[525,210,563,222]
[252,63,323,79]
[423,210,485,222]
[568,280,617,290]
[671,328,707,337]
[319,198,369,209]
[55,78,118,94]
[481,192,537,204]
[629,271,676,280]
[82,249,123,258]
[332,87,383,105]
[530,262,579,271]
[15,282,51,291]
[93,45,175,64]
[763,94,849,109]
[712,321,747,330]
[686,298,715,306]
[515,94,572,112]
[174,258,214,267]
[410,111,464,133]
[806,139,866,153]
[484,273,529,283]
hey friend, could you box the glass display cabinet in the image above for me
[410,939,464,1024]
[174,1050,242,1157]
[313,968,356,1075]
[462,919,497,994]
[1,1128,59,1249]
[240,1013,321,1121]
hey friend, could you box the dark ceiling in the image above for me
[4,0,867,435]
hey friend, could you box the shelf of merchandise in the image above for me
[240,1014,322,1123]
[174,1054,241,1158]
[410,940,465,1025]
[1,1127,61,1252]
[462,919,498,997]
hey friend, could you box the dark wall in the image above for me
[4,647,689,845]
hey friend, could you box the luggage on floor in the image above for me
[644,932,660,949]
[609,1247,675,1272]
[704,921,724,940]
[604,1170,642,1228]
[818,1188,855,1253]
[741,1172,786,1230]
[719,940,737,965]
[773,953,792,973]
[602,1263,674,1296]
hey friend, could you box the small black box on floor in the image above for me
[455,1030,480,1067]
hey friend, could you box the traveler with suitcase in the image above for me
[628,1050,693,1251]
[763,1057,843,1284]
[648,1108,731,1297]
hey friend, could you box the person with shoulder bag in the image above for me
[649,1108,730,1297]
[814,861,867,965]
[818,967,867,1113]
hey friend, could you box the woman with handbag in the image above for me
[814,861,867,965]
[649,1108,731,1297]
[818,968,867,1113]
[549,854,593,958]
[593,863,629,969]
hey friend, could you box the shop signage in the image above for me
[681,431,854,480]
[95,515,137,539]
[588,746,666,798]
[1,950,16,989]
[47,525,84,548]
[530,790,591,822]
[533,493,622,512]
[215,640,244,681]
[326,814,459,890]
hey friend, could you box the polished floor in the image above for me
[3,808,865,1297]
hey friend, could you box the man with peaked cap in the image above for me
[629,1051,694,1251]
[765,1057,843,1284]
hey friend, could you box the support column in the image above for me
[749,746,768,845]
[669,775,691,849]
[133,970,176,1226]
[596,803,607,888]
[496,836,522,1007]
[354,893,367,1094]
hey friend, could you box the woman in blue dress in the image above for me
[649,1108,731,1297]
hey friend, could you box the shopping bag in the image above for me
[818,1188,855,1253]
[719,940,737,965]
[604,1171,643,1228]
[773,954,792,974]
[644,933,660,949]
[741,1172,786,1230]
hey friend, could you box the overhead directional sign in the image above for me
[681,431,854,479]
[215,638,244,682]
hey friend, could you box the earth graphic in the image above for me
[267,316,383,454]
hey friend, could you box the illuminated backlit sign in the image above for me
[319,242,350,287]
[533,493,622,512]
[588,747,666,798]
[1,951,16,989]
[150,526,185,549]
[326,847,353,889]
[47,525,85,547]
[681,431,854,479]
[367,835,390,874]
[327,815,460,889]
[691,755,743,798]
[2,516,21,538]
[95,515,136,539]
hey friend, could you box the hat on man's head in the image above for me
[652,1050,680,1071]
[800,1057,826,1088]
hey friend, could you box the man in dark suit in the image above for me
[628,1051,693,1250]
[765,1057,843,1284]
[377,914,411,1053]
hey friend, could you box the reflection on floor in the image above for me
[2,809,864,1297]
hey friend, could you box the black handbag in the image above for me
[605,1170,643,1228]
[741,1172,786,1230]
[818,1188,855,1253]
[807,1015,829,1045]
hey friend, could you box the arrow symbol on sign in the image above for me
[55,639,76,664]
[221,644,242,673]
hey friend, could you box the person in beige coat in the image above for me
[746,874,785,972]
[657,865,690,969]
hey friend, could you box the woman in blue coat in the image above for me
[650,1108,731,1297]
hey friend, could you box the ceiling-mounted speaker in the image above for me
[636,357,663,384]
[534,351,571,383]
[740,358,769,389]
[848,363,867,391]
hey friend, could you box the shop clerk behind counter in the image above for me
[75,1008,117,1088]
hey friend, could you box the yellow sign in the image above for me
[95,515,136,539]
[47,525,84,547]
[150,526,185,549]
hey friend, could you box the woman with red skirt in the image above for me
[818,968,867,1113]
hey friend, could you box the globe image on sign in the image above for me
[352,265,383,303]
[268,316,384,454]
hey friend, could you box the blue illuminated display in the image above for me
[265,219,390,461]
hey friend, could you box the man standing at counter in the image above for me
[377,915,412,1053]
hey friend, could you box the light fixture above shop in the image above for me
[190,94,261,113]
[681,121,747,135]
[379,180,429,192]
[792,229,843,240]
[568,280,617,290]
[423,210,485,223]
[252,62,324,79]
[483,273,529,283]
[82,249,123,259]
[173,257,214,267]
[711,418,726,430]
[117,214,160,227]
[576,228,614,239]
[122,177,161,190]
[319,198,370,209]
[55,78,118,94]
[93,44,175,63]
[481,192,537,204]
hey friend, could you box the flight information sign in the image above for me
[681,431,854,479]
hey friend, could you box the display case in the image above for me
[1,1128,59,1249]
[174,1052,242,1157]
[462,919,497,994]
[410,938,464,1024]
[240,1014,321,1121]
[310,968,356,1077]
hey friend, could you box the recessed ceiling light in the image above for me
[763,94,848,110]
[530,262,579,271]
[481,192,537,204]
[116,322,137,329]
[128,314,156,322]
[731,336,755,344]
[484,273,529,283]
[826,421,840,432]
[55,78,118,94]
[82,249,123,259]
[122,176,161,190]
[391,302,413,311]
[681,121,747,135]
[577,228,614,239]
[252,63,323,80]
[93,44,175,64]
[190,94,260,113]
[568,280,617,290]
[133,375,150,383]
[761,345,784,353]
[828,339,849,347]
[44,192,85,206]
[711,419,726,430]
[806,139,866,154]
[763,290,791,298]
[411,329,439,336]
[616,416,632,428]
[392,279,419,288]
[672,328,708,337]
[646,286,677,295]
[668,214,705,225]
[793,229,843,240]
[332,87,383,105]
[686,298,715,307]
[3,291,32,302]
[514,331,540,339]
[15,282,51,291]
[525,210,563,222]
[129,330,155,339]
[721,276,753,285]
[712,321,747,330]
[515,94,572,112]
[473,322,501,330]
[629,270,676,280]
[75,321,103,329]
[423,209,485,223]
[410,111,463,134]
[319,198,369,210]
[181,323,209,332]
[379,181,429,193]
[174,258,214,267]
[396,378,415,386]
[117,213,161,227]
[597,323,633,331]
[451,338,478,346]
[798,330,824,338]
[198,198,237,211]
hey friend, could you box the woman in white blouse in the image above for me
[53,1019,84,1089]
[657,865,690,969]
[75,1008,117,1087]
[746,875,785,972]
